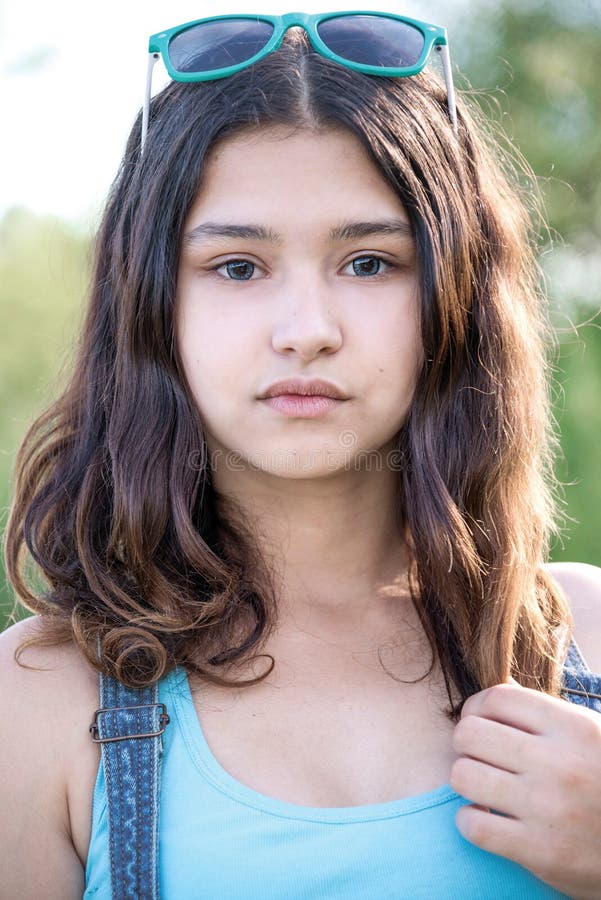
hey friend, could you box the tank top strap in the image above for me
[90,670,170,899]
[561,637,601,715]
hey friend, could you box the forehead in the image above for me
[183,125,410,235]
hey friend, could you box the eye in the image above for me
[211,259,259,281]
[344,255,395,278]
[206,254,399,281]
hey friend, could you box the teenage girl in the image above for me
[2,13,601,900]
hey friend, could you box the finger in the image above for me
[453,714,537,773]
[461,683,560,735]
[455,803,530,867]
[450,757,525,819]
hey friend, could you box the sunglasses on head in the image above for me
[141,10,458,155]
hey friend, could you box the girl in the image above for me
[2,12,601,900]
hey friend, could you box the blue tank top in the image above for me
[84,645,600,899]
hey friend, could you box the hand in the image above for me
[450,678,601,899]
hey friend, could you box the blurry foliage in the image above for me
[445,0,601,565]
[2,46,58,76]
[0,208,90,623]
[1,0,600,630]
[449,0,601,248]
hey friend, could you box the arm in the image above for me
[0,617,86,900]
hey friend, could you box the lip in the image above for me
[259,378,349,400]
[260,394,344,418]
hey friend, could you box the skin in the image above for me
[176,125,422,638]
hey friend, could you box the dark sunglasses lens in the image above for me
[317,15,425,68]
[169,19,274,74]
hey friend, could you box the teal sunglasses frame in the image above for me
[141,10,458,154]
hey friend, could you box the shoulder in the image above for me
[0,613,99,696]
[542,561,601,672]
[0,613,100,758]
[0,614,99,781]
[0,615,100,895]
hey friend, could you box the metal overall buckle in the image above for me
[89,703,171,743]
[562,686,601,701]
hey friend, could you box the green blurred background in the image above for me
[1,0,600,630]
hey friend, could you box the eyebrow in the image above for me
[182,218,414,249]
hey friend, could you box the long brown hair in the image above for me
[3,28,572,719]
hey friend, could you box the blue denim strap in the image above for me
[561,637,601,715]
[92,673,169,900]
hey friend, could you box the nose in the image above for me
[271,274,343,361]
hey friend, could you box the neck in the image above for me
[211,454,414,636]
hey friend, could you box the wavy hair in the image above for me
[3,28,572,718]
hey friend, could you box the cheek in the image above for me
[357,295,423,394]
[178,280,258,360]
[177,302,259,422]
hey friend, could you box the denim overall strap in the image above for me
[90,672,170,900]
[561,637,601,715]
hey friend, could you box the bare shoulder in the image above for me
[0,611,98,667]
[0,614,99,715]
[0,615,100,898]
[543,561,601,672]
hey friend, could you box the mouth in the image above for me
[260,393,346,418]
[259,378,349,401]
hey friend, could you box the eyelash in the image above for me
[206,254,399,282]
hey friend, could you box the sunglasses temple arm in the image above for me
[436,43,458,138]
[141,52,159,156]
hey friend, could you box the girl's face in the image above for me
[176,126,423,479]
